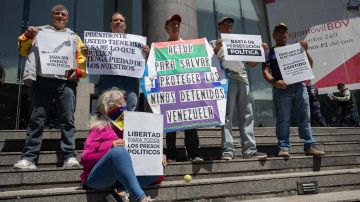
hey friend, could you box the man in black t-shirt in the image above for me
[262,23,325,158]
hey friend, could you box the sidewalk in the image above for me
[239,190,360,202]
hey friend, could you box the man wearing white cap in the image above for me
[212,17,268,161]
[262,23,325,158]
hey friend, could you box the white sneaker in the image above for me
[141,196,155,202]
[13,159,37,170]
[62,157,80,168]
[115,190,130,202]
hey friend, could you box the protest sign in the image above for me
[221,33,265,62]
[37,31,75,75]
[141,38,227,132]
[274,43,314,85]
[84,31,147,78]
[123,112,163,176]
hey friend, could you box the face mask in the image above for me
[106,105,127,131]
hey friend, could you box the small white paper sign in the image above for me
[37,31,75,75]
[274,43,315,85]
[123,112,163,176]
[327,92,334,100]
[221,33,265,62]
[84,31,147,78]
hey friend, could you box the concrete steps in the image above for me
[1,141,360,168]
[0,127,360,201]
[0,127,359,138]
[240,190,360,202]
[2,132,360,151]
[1,153,360,191]
[1,168,360,201]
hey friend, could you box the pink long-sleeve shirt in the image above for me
[80,126,121,185]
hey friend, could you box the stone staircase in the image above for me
[0,127,360,201]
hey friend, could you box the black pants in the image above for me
[310,101,327,127]
[166,129,199,160]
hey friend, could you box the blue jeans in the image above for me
[97,75,139,111]
[86,147,159,202]
[22,77,77,162]
[273,82,316,150]
[221,79,257,157]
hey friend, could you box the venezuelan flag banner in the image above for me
[141,38,228,132]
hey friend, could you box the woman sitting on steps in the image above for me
[80,88,164,202]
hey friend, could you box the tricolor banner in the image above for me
[141,38,228,132]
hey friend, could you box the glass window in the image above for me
[28,1,74,29]
[0,0,27,129]
[196,0,217,40]
[75,0,113,84]
[196,0,214,11]
[215,0,241,17]
[0,0,24,83]
[240,0,261,21]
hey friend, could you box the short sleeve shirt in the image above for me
[263,47,283,81]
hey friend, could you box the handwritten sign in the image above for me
[37,31,75,75]
[84,31,147,78]
[142,38,227,132]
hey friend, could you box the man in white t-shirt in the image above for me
[211,17,267,160]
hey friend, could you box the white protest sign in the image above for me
[221,33,265,62]
[274,43,314,85]
[84,31,147,78]
[123,112,163,176]
[37,31,75,75]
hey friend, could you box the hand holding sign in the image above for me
[262,43,269,53]
[26,26,39,37]
[274,79,287,89]
[80,46,89,57]
[299,41,309,51]
[112,139,126,147]
[143,45,150,56]
[213,39,223,54]
[65,69,77,81]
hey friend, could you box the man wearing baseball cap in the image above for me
[164,14,182,41]
[211,17,268,161]
[262,23,325,158]
[331,83,360,126]
[163,14,204,163]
